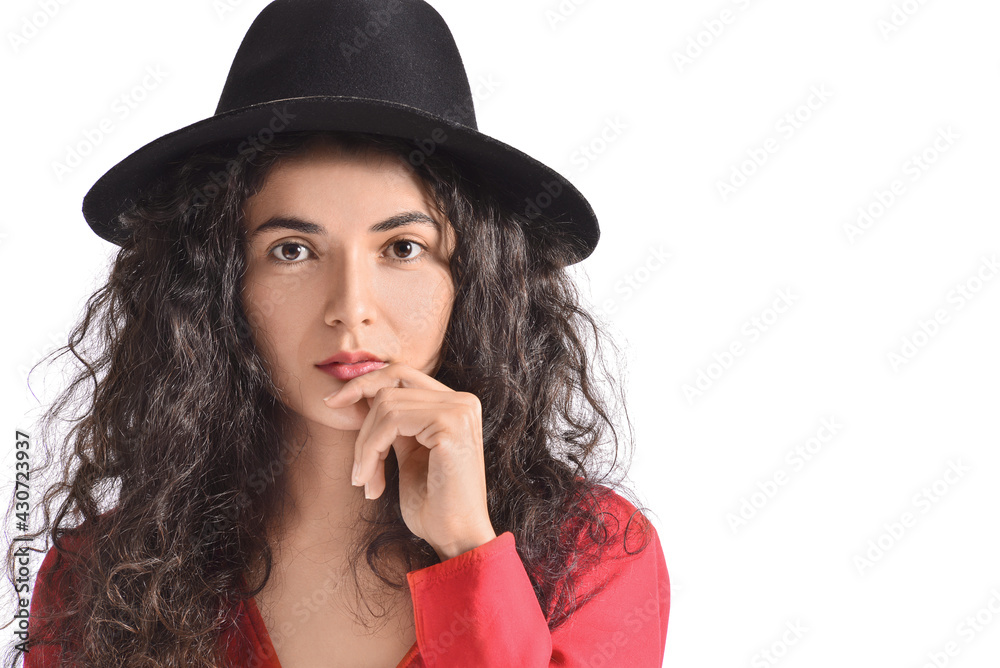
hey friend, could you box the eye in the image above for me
[386,238,428,264]
[268,242,312,264]
[265,239,428,266]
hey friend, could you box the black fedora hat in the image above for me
[81,0,599,264]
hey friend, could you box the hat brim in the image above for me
[82,97,598,263]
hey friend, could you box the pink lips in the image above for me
[318,360,388,381]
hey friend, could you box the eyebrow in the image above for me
[246,210,441,241]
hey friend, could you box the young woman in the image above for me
[5,1,669,666]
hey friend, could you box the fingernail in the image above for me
[351,461,360,485]
[364,481,372,499]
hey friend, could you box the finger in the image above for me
[351,395,381,487]
[352,387,403,486]
[325,363,401,407]
[353,388,451,483]
[368,446,393,500]
[356,402,437,491]
[325,362,451,407]
[324,373,371,407]
[352,387,395,471]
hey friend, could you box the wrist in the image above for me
[433,526,499,561]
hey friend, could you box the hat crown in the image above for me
[83,0,598,262]
[215,0,477,129]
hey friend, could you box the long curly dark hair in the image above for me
[1,129,656,666]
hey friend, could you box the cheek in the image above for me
[243,279,308,362]
[397,274,453,332]
[245,266,318,320]
[243,282,278,336]
[382,274,452,363]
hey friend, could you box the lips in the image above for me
[317,360,387,381]
[317,350,384,365]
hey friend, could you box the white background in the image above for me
[3,1,1000,667]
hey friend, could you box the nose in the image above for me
[322,246,377,329]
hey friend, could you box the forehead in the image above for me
[241,142,455,249]
[255,142,421,194]
[245,142,436,213]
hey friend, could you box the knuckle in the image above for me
[460,392,481,412]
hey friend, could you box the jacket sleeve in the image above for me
[406,490,670,667]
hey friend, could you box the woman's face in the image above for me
[241,142,456,427]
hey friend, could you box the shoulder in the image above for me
[576,482,662,555]
[34,529,87,591]
[551,480,667,595]
[27,528,89,661]
[32,508,119,612]
[586,483,650,520]
[551,482,669,622]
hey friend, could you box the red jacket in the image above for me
[26,486,669,667]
